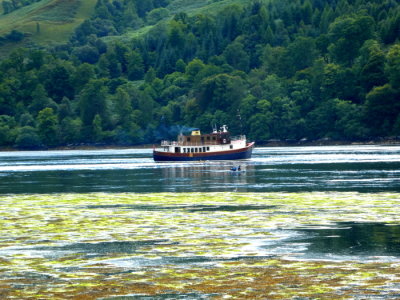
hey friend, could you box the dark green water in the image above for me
[0,145,400,194]
[296,222,400,257]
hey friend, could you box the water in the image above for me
[0,145,399,194]
[1,145,400,298]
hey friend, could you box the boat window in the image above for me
[187,137,191,142]
[191,148,194,153]
[207,136,210,141]
[207,147,210,151]
[203,147,206,152]
[230,145,233,149]
[212,136,216,140]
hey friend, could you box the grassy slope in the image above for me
[0,0,96,54]
[113,0,269,42]
[0,0,267,54]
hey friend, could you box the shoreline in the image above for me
[1,137,400,152]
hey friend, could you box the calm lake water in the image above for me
[1,145,400,299]
[0,145,399,194]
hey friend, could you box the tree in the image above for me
[114,87,133,126]
[147,7,169,25]
[15,126,41,149]
[290,80,315,115]
[175,59,186,73]
[72,45,100,64]
[197,74,245,114]
[71,63,95,92]
[301,0,313,25]
[126,50,145,80]
[144,67,157,83]
[328,15,375,65]
[6,30,24,42]
[0,115,16,146]
[248,113,273,142]
[19,113,35,127]
[334,99,367,140]
[42,63,75,102]
[92,114,104,142]
[29,84,57,115]
[365,84,400,135]
[284,36,317,76]
[305,99,337,138]
[321,64,358,102]
[386,44,400,90]
[168,20,186,48]
[2,1,14,14]
[222,40,250,72]
[59,117,83,144]
[37,107,59,147]
[79,79,109,128]
[185,58,205,82]
[357,40,386,93]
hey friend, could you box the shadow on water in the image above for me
[83,204,277,212]
[30,240,171,258]
[293,222,400,257]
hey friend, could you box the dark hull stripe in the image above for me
[153,143,254,161]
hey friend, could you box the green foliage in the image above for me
[79,79,108,127]
[0,0,399,149]
[385,44,400,90]
[328,15,375,65]
[37,107,58,147]
[0,0,97,55]
[365,84,400,135]
[147,7,170,25]
[14,126,41,149]
[0,115,16,145]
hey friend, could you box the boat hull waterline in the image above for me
[153,142,255,162]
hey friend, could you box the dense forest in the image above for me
[0,0,399,149]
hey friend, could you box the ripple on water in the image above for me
[275,222,400,262]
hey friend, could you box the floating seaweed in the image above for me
[0,192,400,299]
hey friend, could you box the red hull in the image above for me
[153,142,255,161]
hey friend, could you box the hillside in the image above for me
[0,0,399,149]
[0,0,261,55]
[0,0,96,55]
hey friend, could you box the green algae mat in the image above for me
[1,192,400,299]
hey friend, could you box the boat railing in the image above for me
[161,140,178,146]
[160,135,246,147]
[231,135,246,141]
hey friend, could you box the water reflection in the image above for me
[296,222,400,257]
[0,145,400,193]
[160,163,255,192]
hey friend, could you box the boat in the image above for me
[153,125,255,162]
